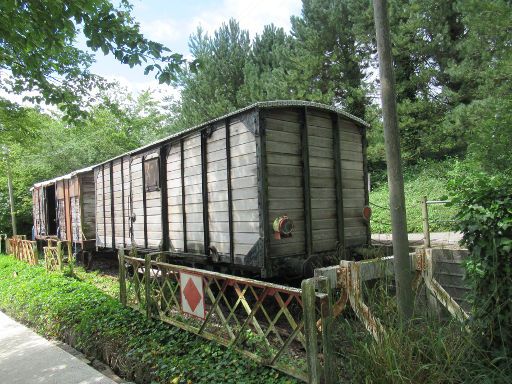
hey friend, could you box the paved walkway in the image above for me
[372,231,463,248]
[0,311,117,384]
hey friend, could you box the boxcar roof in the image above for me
[32,165,94,189]
[32,100,368,188]
[93,100,369,167]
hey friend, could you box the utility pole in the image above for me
[372,0,413,319]
[2,145,17,236]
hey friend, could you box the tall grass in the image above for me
[334,279,511,383]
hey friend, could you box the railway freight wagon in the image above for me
[94,101,370,278]
[32,167,96,253]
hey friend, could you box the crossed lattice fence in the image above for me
[43,239,73,272]
[119,251,336,383]
[7,236,38,265]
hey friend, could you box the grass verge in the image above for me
[0,255,296,384]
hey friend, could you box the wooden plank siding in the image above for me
[307,110,338,253]
[32,188,42,238]
[95,167,104,247]
[183,133,204,254]
[103,163,112,248]
[264,109,306,258]
[56,180,68,241]
[264,107,369,261]
[111,159,125,247]
[130,156,144,247]
[80,172,96,241]
[69,175,81,243]
[164,116,260,262]
[337,119,368,246]
[87,103,368,277]
[167,143,185,252]
[229,118,260,263]
[206,122,230,258]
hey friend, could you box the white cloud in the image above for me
[140,0,302,55]
[190,0,302,39]
[140,18,184,47]
[101,75,181,103]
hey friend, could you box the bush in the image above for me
[0,256,295,384]
[449,168,512,362]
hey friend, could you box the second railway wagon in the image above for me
[93,101,370,277]
[32,167,96,253]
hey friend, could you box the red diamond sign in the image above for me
[180,272,205,319]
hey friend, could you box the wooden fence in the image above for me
[119,249,336,383]
[43,239,73,272]
[4,236,75,272]
[7,236,39,265]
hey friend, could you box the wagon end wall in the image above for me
[263,106,369,276]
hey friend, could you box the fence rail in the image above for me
[119,249,336,383]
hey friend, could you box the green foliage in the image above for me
[0,88,177,235]
[0,256,295,384]
[290,0,371,117]
[174,19,253,128]
[449,168,512,362]
[370,160,457,233]
[175,0,512,173]
[0,0,183,119]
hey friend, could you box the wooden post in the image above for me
[144,254,152,318]
[118,246,127,306]
[302,278,320,384]
[373,0,414,320]
[318,277,336,384]
[31,241,39,265]
[67,241,73,275]
[56,241,63,271]
[6,154,17,236]
[421,196,431,248]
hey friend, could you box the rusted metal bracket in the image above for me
[314,249,469,342]
[314,261,387,342]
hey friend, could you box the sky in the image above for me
[84,0,303,97]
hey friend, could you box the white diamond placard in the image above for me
[180,272,205,319]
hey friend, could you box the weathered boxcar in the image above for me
[93,101,370,277]
[32,167,96,252]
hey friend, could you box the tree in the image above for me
[0,86,175,235]
[446,0,512,173]
[239,24,297,103]
[175,19,251,128]
[290,0,371,117]
[0,0,183,119]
